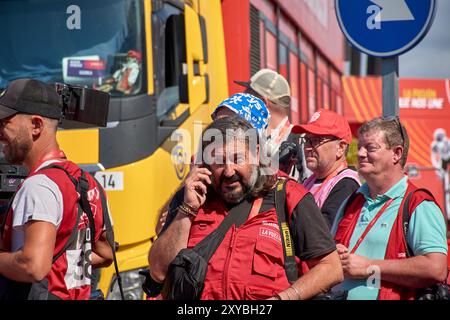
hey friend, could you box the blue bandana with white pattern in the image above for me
[212,93,270,135]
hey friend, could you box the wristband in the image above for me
[178,203,198,218]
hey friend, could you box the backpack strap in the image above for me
[78,171,96,249]
[401,187,437,258]
[274,179,298,284]
[38,164,87,263]
[40,164,125,299]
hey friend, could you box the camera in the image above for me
[139,269,163,298]
[416,283,450,300]
[55,83,110,128]
[0,163,28,214]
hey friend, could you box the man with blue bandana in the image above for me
[211,93,270,136]
[154,93,271,236]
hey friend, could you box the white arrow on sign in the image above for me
[371,0,415,22]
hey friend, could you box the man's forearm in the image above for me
[0,251,44,282]
[370,253,448,288]
[148,211,192,283]
[277,251,343,300]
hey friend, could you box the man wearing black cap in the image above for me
[0,78,112,300]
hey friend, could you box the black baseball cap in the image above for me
[0,78,62,120]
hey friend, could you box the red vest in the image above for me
[2,161,105,300]
[187,180,308,300]
[334,181,439,300]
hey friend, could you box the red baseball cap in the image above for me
[291,109,352,144]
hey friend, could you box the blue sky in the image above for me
[399,0,450,79]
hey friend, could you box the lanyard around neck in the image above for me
[30,149,67,174]
[350,197,395,254]
[274,120,291,145]
[248,198,263,220]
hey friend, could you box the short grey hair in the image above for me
[358,117,409,167]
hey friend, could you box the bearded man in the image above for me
[149,116,342,300]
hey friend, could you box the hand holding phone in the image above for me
[183,165,212,210]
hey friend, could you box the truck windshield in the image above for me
[0,0,144,96]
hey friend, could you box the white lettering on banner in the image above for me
[94,172,124,190]
[399,97,444,109]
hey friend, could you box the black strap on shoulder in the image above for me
[39,164,124,299]
[78,171,96,249]
[274,179,298,284]
[38,164,87,263]
[402,190,414,258]
[193,198,253,261]
[52,205,84,263]
[93,178,124,300]
[39,165,95,249]
[401,188,437,258]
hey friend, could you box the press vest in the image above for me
[187,180,308,300]
[334,181,439,300]
[303,168,361,209]
[2,161,105,300]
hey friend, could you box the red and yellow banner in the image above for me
[343,77,450,212]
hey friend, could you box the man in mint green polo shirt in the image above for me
[331,117,448,300]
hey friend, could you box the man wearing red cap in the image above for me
[292,109,361,227]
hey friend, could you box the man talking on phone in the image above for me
[149,116,342,300]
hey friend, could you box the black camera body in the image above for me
[55,83,110,128]
[417,283,450,300]
[139,269,163,298]
[0,164,28,214]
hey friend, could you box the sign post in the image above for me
[381,57,399,117]
[335,0,437,116]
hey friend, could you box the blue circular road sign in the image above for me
[335,0,436,57]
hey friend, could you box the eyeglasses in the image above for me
[382,115,407,145]
[302,136,337,148]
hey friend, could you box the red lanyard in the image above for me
[248,198,263,220]
[29,149,67,174]
[350,198,395,254]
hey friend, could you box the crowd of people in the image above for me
[0,71,448,300]
[149,69,449,301]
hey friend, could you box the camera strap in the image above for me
[274,179,298,284]
[93,178,124,300]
